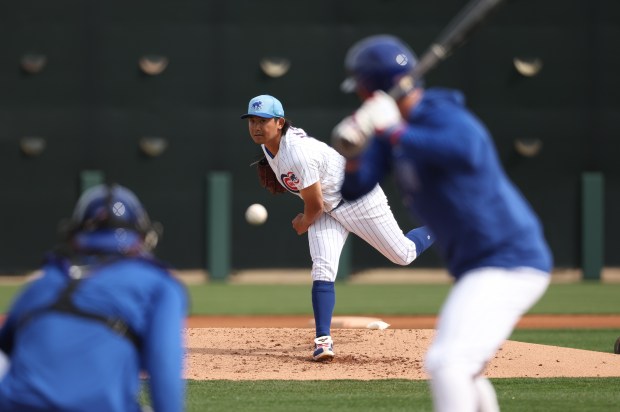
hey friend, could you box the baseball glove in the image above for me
[255,157,287,194]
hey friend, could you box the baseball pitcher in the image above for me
[243,94,434,362]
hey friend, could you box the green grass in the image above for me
[0,282,448,316]
[3,281,620,316]
[169,378,620,412]
[183,380,431,412]
[185,283,451,315]
[184,282,620,316]
[528,281,620,314]
[509,329,620,353]
[495,378,620,411]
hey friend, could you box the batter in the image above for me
[332,34,552,411]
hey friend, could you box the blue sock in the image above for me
[406,226,435,256]
[312,280,335,337]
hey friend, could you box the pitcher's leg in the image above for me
[333,186,417,265]
[307,213,348,361]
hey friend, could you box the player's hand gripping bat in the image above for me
[332,0,507,158]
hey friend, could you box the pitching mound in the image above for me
[184,328,620,380]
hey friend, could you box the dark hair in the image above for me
[279,118,292,134]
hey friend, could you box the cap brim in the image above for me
[240,113,278,119]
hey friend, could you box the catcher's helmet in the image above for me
[341,34,420,94]
[60,183,161,252]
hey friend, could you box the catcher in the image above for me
[0,184,187,412]
[242,94,434,362]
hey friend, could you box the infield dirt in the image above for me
[184,315,620,381]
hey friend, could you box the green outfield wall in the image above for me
[0,0,618,275]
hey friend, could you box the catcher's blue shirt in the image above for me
[0,256,187,412]
[341,88,553,278]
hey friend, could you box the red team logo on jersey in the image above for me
[281,172,300,193]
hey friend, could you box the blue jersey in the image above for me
[341,88,552,278]
[0,256,187,412]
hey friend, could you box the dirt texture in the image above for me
[183,315,620,381]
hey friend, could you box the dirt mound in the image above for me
[184,328,620,380]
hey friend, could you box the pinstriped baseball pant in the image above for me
[308,185,418,282]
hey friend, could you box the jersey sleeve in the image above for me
[142,276,188,412]
[340,138,391,201]
[0,299,19,354]
[288,145,321,191]
[0,276,56,355]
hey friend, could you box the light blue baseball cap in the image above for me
[240,95,285,119]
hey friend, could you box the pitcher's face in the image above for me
[247,116,284,145]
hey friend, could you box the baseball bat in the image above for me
[389,0,507,99]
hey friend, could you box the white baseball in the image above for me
[245,203,268,225]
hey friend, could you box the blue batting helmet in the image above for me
[341,34,420,94]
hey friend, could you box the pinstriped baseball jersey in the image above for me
[261,126,345,212]
[261,126,420,282]
[243,94,433,356]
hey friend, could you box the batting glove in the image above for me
[331,90,403,158]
